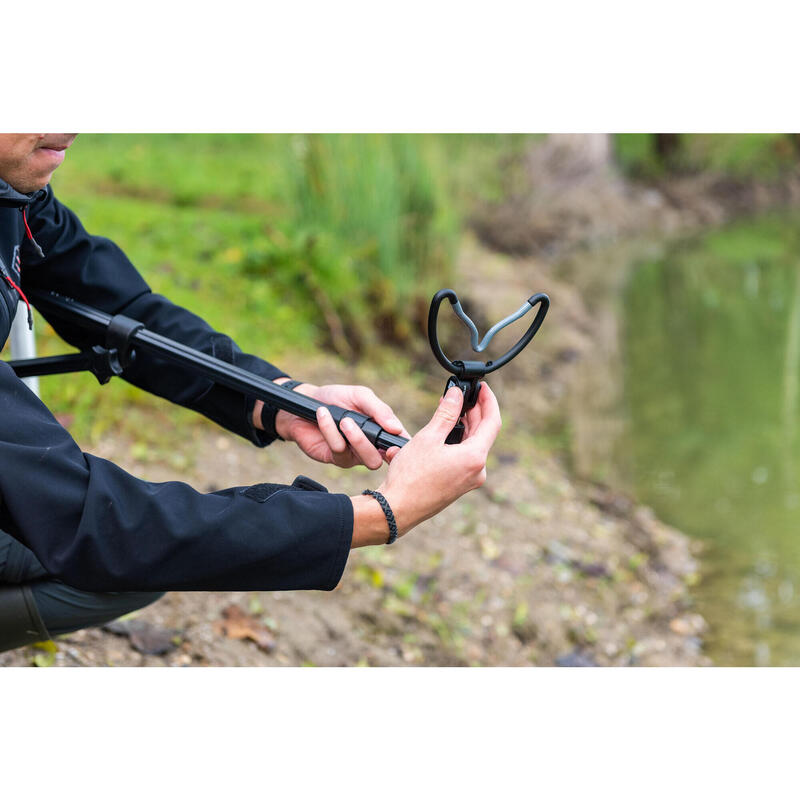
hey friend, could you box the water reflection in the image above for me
[621,216,800,665]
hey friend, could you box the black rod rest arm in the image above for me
[9,290,409,450]
[427,288,550,444]
[9,312,143,385]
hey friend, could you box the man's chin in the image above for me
[8,175,52,194]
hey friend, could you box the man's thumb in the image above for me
[428,386,464,437]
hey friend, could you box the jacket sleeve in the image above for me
[0,361,352,592]
[20,186,288,445]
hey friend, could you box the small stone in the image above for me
[546,540,575,564]
[512,619,538,644]
[669,618,692,636]
[103,619,180,656]
[575,561,610,579]
[480,537,501,561]
[555,649,597,667]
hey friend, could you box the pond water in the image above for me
[618,215,800,665]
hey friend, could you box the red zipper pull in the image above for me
[2,273,33,330]
[22,207,45,259]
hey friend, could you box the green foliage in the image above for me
[615,133,797,179]
[690,134,796,178]
[288,135,450,298]
[614,134,660,177]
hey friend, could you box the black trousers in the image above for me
[0,530,164,652]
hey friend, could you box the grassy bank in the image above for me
[615,133,799,179]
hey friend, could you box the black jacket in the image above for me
[0,178,352,592]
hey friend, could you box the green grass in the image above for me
[50,134,534,352]
[615,133,797,179]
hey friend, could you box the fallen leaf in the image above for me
[32,651,56,667]
[214,604,276,653]
[31,639,58,666]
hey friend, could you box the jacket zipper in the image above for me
[3,206,45,330]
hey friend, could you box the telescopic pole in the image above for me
[8,290,409,451]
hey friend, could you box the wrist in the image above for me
[274,382,317,440]
[349,486,412,548]
[274,409,293,441]
[350,494,392,548]
[377,485,413,537]
[253,379,315,440]
[252,377,293,431]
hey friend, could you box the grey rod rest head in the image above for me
[451,299,536,353]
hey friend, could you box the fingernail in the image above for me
[317,407,329,419]
[388,416,402,428]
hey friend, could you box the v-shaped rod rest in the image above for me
[427,288,550,444]
[428,289,550,378]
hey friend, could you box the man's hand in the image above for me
[254,379,410,469]
[350,382,502,546]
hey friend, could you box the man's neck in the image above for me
[0,177,43,207]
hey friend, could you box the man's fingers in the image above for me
[340,417,383,470]
[463,389,485,437]
[351,387,406,435]
[316,407,348,454]
[464,383,502,451]
[424,385,464,440]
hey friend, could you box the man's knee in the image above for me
[0,585,50,652]
[31,584,166,638]
[0,529,167,651]
[0,583,166,652]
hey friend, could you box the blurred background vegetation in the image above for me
[35,134,533,442]
[18,132,800,447]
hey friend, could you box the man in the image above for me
[0,134,501,652]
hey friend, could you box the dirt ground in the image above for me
[0,396,707,667]
[1,233,708,668]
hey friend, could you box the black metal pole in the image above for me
[10,290,409,451]
[7,352,95,379]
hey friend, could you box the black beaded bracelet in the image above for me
[361,489,399,545]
